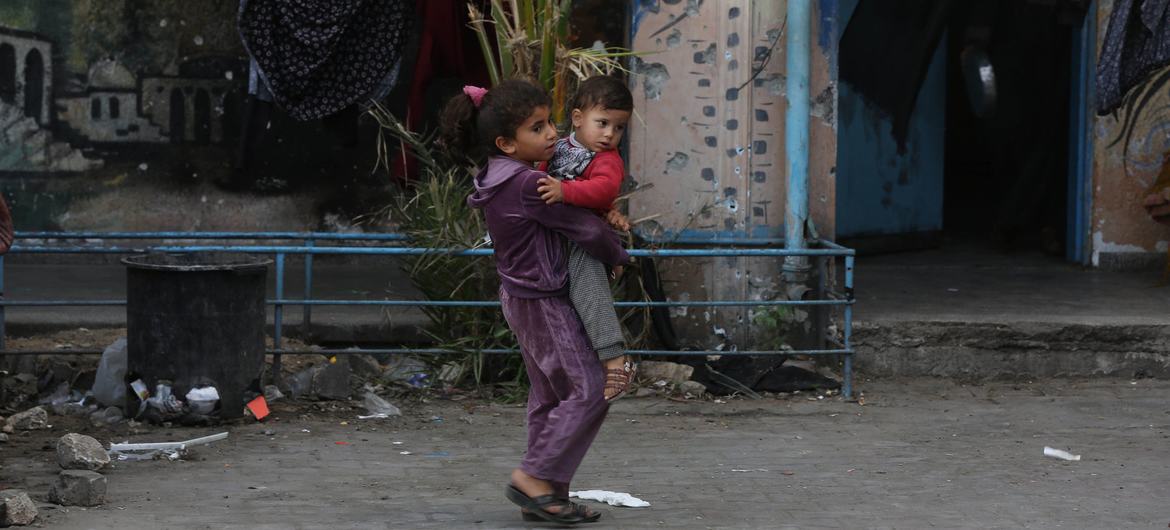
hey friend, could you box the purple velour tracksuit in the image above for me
[468,156,630,490]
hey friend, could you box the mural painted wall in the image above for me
[627,0,838,348]
[0,1,387,232]
[1090,0,1170,268]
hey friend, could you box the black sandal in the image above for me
[506,484,585,525]
[522,500,602,523]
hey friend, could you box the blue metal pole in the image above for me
[784,0,811,274]
[303,239,313,338]
[843,255,855,399]
[273,253,285,384]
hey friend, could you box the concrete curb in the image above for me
[853,320,1170,379]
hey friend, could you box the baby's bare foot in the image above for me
[603,356,634,401]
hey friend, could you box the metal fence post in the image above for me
[303,239,313,338]
[843,254,855,399]
[273,253,285,384]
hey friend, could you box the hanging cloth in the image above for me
[238,0,413,121]
[1096,0,1170,114]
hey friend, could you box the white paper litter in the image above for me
[1043,446,1081,461]
[569,490,650,508]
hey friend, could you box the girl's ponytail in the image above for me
[439,86,485,159]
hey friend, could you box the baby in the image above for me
[536,75,635,400]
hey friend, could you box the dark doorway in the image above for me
[0,44,14,104]
[194,89,211,145]
[943,2,1081,256]
[836,0,1089,260]
[23,49,44,123]
[169,88,186,143]
[108,96,120,119]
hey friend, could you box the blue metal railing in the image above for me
[1,231,857,397]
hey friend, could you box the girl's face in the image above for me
[496,105,558,164]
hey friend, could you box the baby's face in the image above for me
[571,106,631,152]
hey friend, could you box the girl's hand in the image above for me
[536,177,564,204]
[605,209,630,232]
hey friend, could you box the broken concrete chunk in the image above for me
[0,490,37,526]
[57,433,110,471]
[48,470,107,507]
[5,407,48,431]
[638,361,694,385]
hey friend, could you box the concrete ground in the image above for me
[5,378,1168,529]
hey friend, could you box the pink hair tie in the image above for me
[463,85,488,108]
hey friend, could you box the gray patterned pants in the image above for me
[568,242,626,360]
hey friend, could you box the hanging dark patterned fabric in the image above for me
[238,0,412,121]
[1096,0,1170,114]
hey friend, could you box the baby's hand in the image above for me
[605,209,630,232]
[537,177,563,204]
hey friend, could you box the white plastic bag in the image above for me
[91,338,127,407]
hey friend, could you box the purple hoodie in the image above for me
[467,156,630,298]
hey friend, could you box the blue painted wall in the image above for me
[834,0,946,239]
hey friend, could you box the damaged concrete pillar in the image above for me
[628,0,838,351]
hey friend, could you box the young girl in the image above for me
[442,79,631,525]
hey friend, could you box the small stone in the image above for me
[48,470,107,507]
[57,433,110,471]
[0,433,8,442]
[1,425,12,434]
[5,407,48,431]
[680,381,708,398]
[0,490,38,526]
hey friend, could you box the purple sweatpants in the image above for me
[500,288,609,491]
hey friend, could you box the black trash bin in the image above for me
[123,253,271,419]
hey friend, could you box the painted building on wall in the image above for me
[55,59,166,143]
[0,26,99,171]
[0,26,51,126]
[140,75,238,145]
